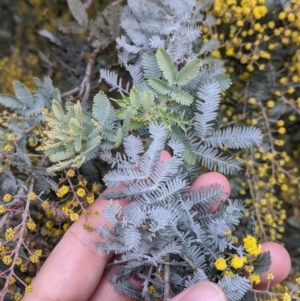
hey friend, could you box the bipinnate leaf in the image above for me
[176,59,201,86]
[13,81,34,107]
[67,0,88,27]
[253,251,271,275]
[51,99,65,122]
[156,48,177,84]
[92,91,111,125]
[0,94,24,110]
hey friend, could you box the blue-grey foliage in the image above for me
[96,123,253,300]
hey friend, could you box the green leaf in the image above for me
[51,100,65,122]
[67,0,88,27]
[49,150,75,162]
[148,79,193,105]
[156,48,177,84]
[129,88,142,108]
[13,81,34,107]
[142,91,154,113]
[114,127,123,147]
[176,59,201,86]
[123,107,132,136]
[169,127,196,164]
[47,159,74,172]
[92,91,111,125]
[69,118,81,131]
[74,101,83,121]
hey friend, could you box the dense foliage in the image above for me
[0,0,299,300]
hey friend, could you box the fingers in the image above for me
[254,242,291,290]
[190,172,231,213]
[22,184,128,301]
[171,282,227,301]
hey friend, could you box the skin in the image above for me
[22,151,291,301]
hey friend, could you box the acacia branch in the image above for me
[61,46,101,103]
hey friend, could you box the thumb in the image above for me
[171,282,227,301]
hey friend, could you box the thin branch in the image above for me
[178,251,198,271]
[164,253,171,301]
[61,46,102,102]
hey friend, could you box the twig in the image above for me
[178,251,198,271]
[164,253,171,301]
[0,178,34,299]
[15,124,38,143]
[61,46,101,103]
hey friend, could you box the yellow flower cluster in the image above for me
[25,284,34,293]
[29,249,42,263]
[5,227,15,241]
[26,219,37,231]
[86,193,95,204]
[3,193,12,202]
[41,200,50,210]
[243,235,262,256]
[28,192,37,201]
[249,273,260,285]
[76,187,86,197]
[281,292,292,301]
[230,255,247,269]
[14,293,23,301]
[6,133,15,141]
[214,257,227,271]
[4,144,13,152]
[267,272,275,280]
[56,185,70,197]
[2,255,13,265]
[66,169,75,177]
[8,276,16,285]
[0,205,6,214]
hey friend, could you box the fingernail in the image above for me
[172,282,227,301]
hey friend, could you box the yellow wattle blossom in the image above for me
[8,276,16,285]
[230,255,247,269]
[15,256,22,266]
[86,193,95,204]
[28,192,37,201]
[214,257,227,271]
[281,292,292,301]
[0,205,6,214]
[70,212,79,221]
[6,133,15,141]
[66,169,75,177]
[267,272,274,280]
[3,193,12,202]
[56,185,70,197]
[25,284,34,293]
[4,144,13,152]
[243,234,262,256]
[26,219,37,231]
[223,270,234,277]
[3,255,13,265]
[249,274,260,285]
[14,293,23,301]
[5,227,15,240]
[76,187,86,197]
[92,210,99,216]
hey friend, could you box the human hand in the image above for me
[22,152,291,301]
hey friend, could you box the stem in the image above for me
[61,46,101,103]
[164,253,171,301]
[178,251,198,271]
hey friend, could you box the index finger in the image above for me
[22,184,127,301]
